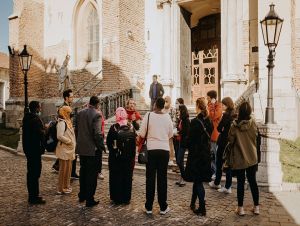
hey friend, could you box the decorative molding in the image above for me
[156,0,172,9]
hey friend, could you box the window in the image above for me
[87,6,99,62]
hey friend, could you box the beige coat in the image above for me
[227,118,258,170]
[55,119,76,160]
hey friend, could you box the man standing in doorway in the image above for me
[52,89,79,179]
[23,101,46,205]
[149,75,164,111]
[206,90,222,179]
[76,96,106,207]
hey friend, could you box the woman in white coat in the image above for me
[55,106,76,194]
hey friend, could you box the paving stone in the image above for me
[0,150,299,225]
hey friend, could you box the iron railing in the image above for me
[74,88,133,120]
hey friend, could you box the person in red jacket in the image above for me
[206,90,222,178]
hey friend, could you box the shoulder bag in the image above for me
[138,112,150,164]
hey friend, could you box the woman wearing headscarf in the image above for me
[106,107,136,204]
[55,106,76,194]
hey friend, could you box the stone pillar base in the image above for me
[257,123,283,191]
[16,119,23,153]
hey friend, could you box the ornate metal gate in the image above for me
[191,49,218,102]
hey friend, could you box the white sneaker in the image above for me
[98,173,104,180]
[217,187,232,194]
[252,205,260,215]
[145,209,152,215]
[160,206,170,215]
[208,181,221,189]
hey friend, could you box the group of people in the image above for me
[22,75,260,217]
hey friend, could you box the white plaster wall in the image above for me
[254,0,299,139]
[144,0,164,104]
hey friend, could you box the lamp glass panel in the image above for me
[266,19,276,45]
[274,21,283,45]
[261,22,268,46]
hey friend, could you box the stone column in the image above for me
[157,0,173,97]
[221,0,247,100]
[16,119,23,152]
[257,123,283,191]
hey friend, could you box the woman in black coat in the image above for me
[185,98,213,216]
[209,97,236,193]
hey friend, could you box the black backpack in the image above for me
[115,124,136,160]
[45,120,66,152]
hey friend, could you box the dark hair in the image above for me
[176,98,184,105]
[63,89,73,100]
[153,74,158,79]
[221,97,235,112]
[196,98,208,118]
[89,96,100,107]
[155,97,165,110]
[238,102,252,121]
[207,90,217,99]
[179,104,189,120]
[29,101,40,113]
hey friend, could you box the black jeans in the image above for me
[176,143,186,177]
[214,147,232,189]
[236,165,259,206]
[78,152,100,203]
[26,154,42,201]
[145,149,169,211]
[192,178,205,206]
[53,155,78,176]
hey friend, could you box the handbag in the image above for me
[222,142,234,171]
[138,112,150,164]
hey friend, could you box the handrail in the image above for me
[234,81,257,109]
[73,69,102,97]
[74,88,133,120]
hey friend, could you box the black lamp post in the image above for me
[260,4,283,124]
[18,45,32,114]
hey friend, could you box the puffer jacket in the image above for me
[55,119,76,160]
[227,117,258,170]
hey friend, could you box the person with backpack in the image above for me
[22,101,46,205]
[226,102,259,216]
[106,107,136,204]
[185,98,213,216]
[55,106,76,195]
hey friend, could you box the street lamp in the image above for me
[18,45,32,113]
[260,3,283,124]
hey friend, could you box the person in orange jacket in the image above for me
[206,90,222,178]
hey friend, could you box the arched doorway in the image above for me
[191,13,221,101]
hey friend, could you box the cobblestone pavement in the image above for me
[0,150,298,226]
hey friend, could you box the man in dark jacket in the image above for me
[149,75,164,111]
[22,101,46,205]
[75,96,106,207]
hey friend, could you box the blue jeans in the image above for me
[210,142,217,175]
[176,143,186,177]
[214,146,232,189]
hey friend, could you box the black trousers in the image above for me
[78,153,100,203]
[53,155,78,176]
[145,149,169,211]
[26,155,42,201]
[236,165,259,206]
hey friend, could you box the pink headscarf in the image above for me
[116,107,128,126]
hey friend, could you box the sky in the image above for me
[0,0,13,53]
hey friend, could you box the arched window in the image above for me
[73,0,102,70]
[87,5,99,62]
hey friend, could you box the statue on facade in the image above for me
[56,55,73,93]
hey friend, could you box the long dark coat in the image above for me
[185,113,213,182]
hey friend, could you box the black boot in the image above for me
[193,201,206,216]
[190,193,197,211]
